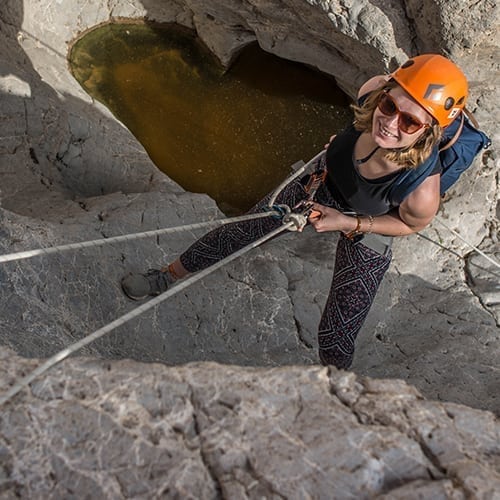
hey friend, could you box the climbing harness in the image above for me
[267,150,325,209]
[0,150,498,405]
[268,149,328,227]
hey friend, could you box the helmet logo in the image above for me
[423,84,445,101]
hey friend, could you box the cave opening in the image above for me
[69,21,352,214]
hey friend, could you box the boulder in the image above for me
[1,349,499,498]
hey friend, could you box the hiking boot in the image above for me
[121,268,175,300]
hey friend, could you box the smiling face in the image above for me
[371,86,434,149]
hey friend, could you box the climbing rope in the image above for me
[0,211,278,264]
[0,156,321,405]
[267,150,324,209]
[416,217,500,272]
[0,149,497,404]
[433,216,500,269]
[0,218,298,406]
[417,231,500,280]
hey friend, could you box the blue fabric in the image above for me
[388,113,491,204]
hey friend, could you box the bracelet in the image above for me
[345,215,375,239]
[367,215,374,234]
[345,216,361,239]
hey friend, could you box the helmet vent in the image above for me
[444,97,455,110]
[401,59,414,69]
[457,96,465,105]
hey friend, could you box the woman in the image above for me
[121,54,469,369]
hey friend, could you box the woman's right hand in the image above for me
[308,202,352,233]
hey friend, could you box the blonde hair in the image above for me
[352,81,442,168]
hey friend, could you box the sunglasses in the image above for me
[377,92,430,134]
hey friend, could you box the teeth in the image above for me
[381,126,396,138]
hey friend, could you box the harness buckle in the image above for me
[304,169,327,199]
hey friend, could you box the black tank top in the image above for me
[325,124,440,216]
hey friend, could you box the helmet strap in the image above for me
[440,112,464,152]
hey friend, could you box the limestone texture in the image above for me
[0,0,499,496]
[1,349,499,499]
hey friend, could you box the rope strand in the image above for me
[0,211,277,264]
[267,150,324,209]
[0,152,497,405]
[416,231,500,279]
[0,220,295,406]
[433,216,500,269]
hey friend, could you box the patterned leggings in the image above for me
[179,178,392,369]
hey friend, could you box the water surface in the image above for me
[70,22,352,213]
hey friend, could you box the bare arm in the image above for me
[309,174,441,236]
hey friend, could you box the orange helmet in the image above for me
[391,54,468,128]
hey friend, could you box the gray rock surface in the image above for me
[0,0,498,495]
[1,349,499,499]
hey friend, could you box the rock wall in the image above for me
[1,350,499,498]
[0,0,499,495]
